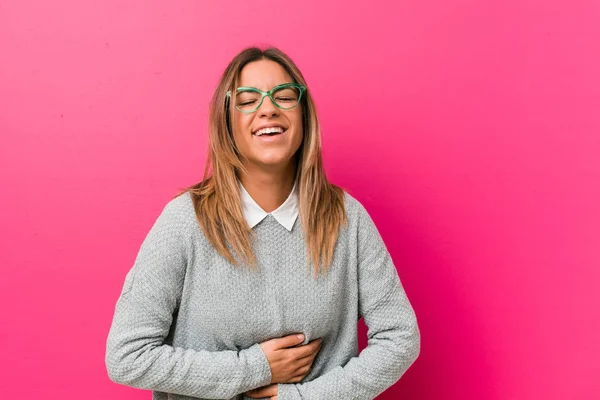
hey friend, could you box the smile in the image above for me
[253,126,286,136]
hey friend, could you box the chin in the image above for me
[248,153,294,168]
[256,158,291,167]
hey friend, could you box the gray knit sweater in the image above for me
[105,191,420,400]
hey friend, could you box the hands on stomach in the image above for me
[246,334,322,399]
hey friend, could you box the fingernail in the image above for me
[297,334,304,340]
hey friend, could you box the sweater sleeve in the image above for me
[105,198,272,399]
[276,202,420,400]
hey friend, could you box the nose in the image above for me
[257,95,279,118]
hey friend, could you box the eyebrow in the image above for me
[236,83,295,91]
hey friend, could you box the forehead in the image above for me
[238,59,293,91]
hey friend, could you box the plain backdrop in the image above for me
[1,0,599,399]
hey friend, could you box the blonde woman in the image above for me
[105,47,420,400]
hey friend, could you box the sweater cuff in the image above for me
[242,343,272,389]
[277,383,302,400]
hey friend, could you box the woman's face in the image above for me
[232,59,304,172]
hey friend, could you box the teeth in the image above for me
[255,126,284,136]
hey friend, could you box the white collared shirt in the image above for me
[238,180,299,231]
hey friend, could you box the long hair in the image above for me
[179,46,346,277]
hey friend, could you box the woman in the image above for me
[105,46,420,400]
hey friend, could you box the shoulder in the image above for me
[341,189,371,222]
[164,190,194,214]
[339,190,390,263]
[339,189,383,241]
[154,191,197,231]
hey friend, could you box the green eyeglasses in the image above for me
[226,83,306,114]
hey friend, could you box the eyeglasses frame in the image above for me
[225,82,307,114]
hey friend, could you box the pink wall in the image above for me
[1,1,599,398]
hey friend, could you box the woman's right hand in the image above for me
[259,334,322,384]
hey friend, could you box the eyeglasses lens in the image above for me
[236,86,301,112]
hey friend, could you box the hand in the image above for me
[259,333,322,384]
[246,383,278,399]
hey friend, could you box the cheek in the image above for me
[232,115,253,144]
[234,113,253,130]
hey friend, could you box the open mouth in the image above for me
[253,126,287,137]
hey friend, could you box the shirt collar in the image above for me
[239,179,299,231]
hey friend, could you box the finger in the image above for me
[274,333,305,349]
[292,351,317,371]
[245,389,264,399]
[246,388,266,399]
[306,337,323,352]
[292,363,311,377]
[298,343,321,362]
[282,364,312,384]
[291,338,322,358]
[246,384,277,398]
[286,372,307,383]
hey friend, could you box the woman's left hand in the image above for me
[245,383,278,400]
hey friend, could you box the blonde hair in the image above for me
[179,46,346,277]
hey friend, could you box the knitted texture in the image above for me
[105,191,420,400]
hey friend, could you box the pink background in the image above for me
[1,0,599,399]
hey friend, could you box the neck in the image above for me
[238,161,297,213]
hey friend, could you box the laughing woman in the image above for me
[105,47,420,400]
